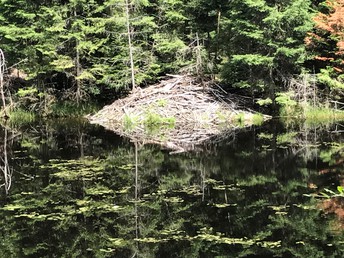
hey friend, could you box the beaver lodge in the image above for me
[88,75,270,153]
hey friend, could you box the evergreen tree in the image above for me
[0,0,42,74]
[0,0,317,108]
[150,0,189,72]
[221,0,313,100]
[306,0,344,94]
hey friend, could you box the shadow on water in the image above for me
[0,118,343,257]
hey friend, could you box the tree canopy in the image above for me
[0,0,343,112]
[306,0,344,93]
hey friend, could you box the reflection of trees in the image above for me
[0,126,12,194]
[0,120,344,257]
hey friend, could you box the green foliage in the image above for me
[0,0,338,118]
[311,187,344,199]
[252,113,265,125]
[156,99,168,107]
[7,109,36,126]
[233,112,266,127]
[2,117,344,257]
[235,112,246,127]
[16,87,38,98]
[257,98,273,106]
[231,54,273,67]
[0,0,200,103]
[122,109,176,134]
[123,114,139,131]
[275,92,298,107]
[317,68,344,91]
[258,132,273,140]
[143,111,176,133]
[50,102,100,117]
[276,132,298,145]
[304,107,344,125]
[275,92,299,116]
[222,0,313,97]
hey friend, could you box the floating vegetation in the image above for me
[86,186,113,196]
[1,116,344,257]
[212,203,237,208]
[173,185,202,195]
[108,238,127,247]
[237,175,278,186]
[41,158,105,181]
[212,184,238,190]
[163,196,184,203]
[135,228,282,249]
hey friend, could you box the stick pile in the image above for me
[88,75,268,152]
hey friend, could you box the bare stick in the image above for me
[1,127,12,194]
[125,0,136,91]
[0,49,7,117]
[74,8,82,104]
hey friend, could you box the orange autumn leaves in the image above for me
[306,0,344,72]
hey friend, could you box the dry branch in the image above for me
[0,49,7,117]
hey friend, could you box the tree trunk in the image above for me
[0,49,7,118]
[74,9,82,104]
[215,10,221,62]
[2,127,11,194]
[125,0,136,91]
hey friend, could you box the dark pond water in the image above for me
[0,118,344,257]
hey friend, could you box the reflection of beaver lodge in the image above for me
[88,75,270,153]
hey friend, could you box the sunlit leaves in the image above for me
[222,0,313,96]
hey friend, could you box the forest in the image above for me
[1,1,344,257]
[0,0,343,118]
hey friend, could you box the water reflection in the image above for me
[0,119,343,257]
[0,126,13,195]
